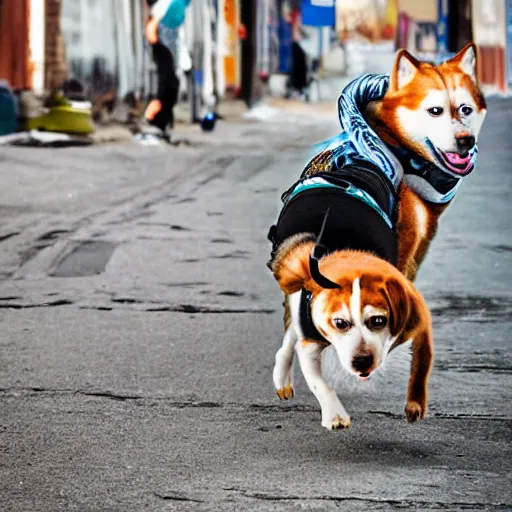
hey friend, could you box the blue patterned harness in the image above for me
[281,73,479,221]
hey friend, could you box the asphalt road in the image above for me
[0,100,511,512]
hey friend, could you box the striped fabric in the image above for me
[336,74,403,188]
[305,74,404,190]
[256,0,280,75]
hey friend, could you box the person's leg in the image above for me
[143,41,179,136]
[144,98,163,125]
[294,42,308,93]
[289,42,300,92]
[290,42,307,94]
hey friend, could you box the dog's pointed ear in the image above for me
[382,276,428,338]
[390,49,420,91]
[271,237,316,295]
[448,43,478,82]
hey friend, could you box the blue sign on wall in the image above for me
[507,0,512,88]
[301,0,335,27]
[437,0,449,53]
[278,13,292,74]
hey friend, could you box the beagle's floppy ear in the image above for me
[271,234,316,295]
[390,49,420,91]
[382,276,426,338]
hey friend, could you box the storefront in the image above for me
[472,0,506,91]
[60,0,144,102]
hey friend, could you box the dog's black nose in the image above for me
[456,135,475,153]
[352,353,374,373]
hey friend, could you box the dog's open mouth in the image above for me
[437,150,473,174]
[427,140,474,176]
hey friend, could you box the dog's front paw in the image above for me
[276,385,294,400]
[322,415,351,431]
[405,399,427,423]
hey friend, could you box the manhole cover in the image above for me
[50,241,117,277]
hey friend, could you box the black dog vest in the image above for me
[267,162,398,343]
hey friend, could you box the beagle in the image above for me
[270,233,434,430]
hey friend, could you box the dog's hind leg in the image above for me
[296,339,351,430]
[274,323,297,400]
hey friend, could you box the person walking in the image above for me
[285,3,308,99]
[137,0,189,143]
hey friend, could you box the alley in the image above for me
[0,100,511,511]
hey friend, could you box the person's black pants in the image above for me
[149,41,180,131]
[289,42,308,92]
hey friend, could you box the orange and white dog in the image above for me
[267,44,486,430]
[367,43,487,279]
[271,235,433,430]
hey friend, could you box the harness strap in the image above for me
[309,208,340,290]
[299,289,328,343]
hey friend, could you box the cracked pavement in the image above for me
[0,101,511,511]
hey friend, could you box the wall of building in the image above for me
[398,0,437,21]
[0,0,31,90]
[472,0,506,91]
[44,0,68,95]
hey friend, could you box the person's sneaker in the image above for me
[134,118,171,145]
[134,131,162,146]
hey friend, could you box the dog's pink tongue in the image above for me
[445,152,471,165]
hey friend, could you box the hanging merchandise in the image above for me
[151,0,192,30]
[256,0,279,78]
[257,0,270,77]
[223,0,241,89]
[61,0,118,100]
[201,0,215,108]
[175,25,192,101]
[507,0,512,89]
[133,0,146,98]
[183,0,204,123]
[216,0,227,98]
[301,0,335,27]
[113,0,137,99]
[200,1,218,132]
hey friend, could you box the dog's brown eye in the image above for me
[459,104,473,116]
[333,318,351,331]
[427,107,444,117]
[367,316,387,330]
